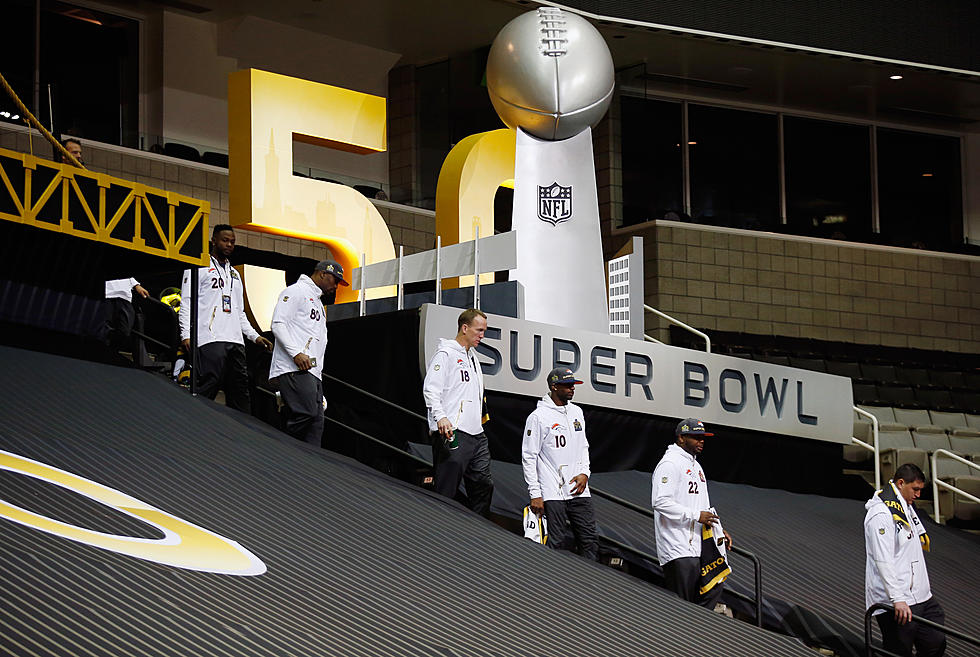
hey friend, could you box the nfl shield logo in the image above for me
[537,182,572,225]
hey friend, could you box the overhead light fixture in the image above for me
[922,173,934,177]
[889,75,903,80]
[10,114,18,120]
[688,141,697,145]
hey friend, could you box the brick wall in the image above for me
[608,221,980,354]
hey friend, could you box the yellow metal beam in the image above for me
[0,147,209,266]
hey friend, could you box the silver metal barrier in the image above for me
[643,304,711,352]
[930,448,980,522]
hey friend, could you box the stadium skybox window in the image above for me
[784,116,873,241]
[1,0,139,148]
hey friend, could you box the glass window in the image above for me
[784,116,872,241]
[416,60,450,210]
[689,104,779,230]
[0,1,140,148]
[620,96,683,226]
[416,49,505,209]
[877,128,962,249]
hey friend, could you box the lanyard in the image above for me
[210,256,233,292]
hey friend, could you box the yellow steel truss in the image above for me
[0,147,209,266]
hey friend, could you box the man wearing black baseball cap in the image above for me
[520,366,597,560]
[651,417,734,609]
[268,258,348,445]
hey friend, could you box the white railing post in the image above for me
[853,406,880,490]
[473,225,480,310]
[931,449,980,522]
[359,252,366,317]
[397,245,404,310]
[643,305,711,352]
[435,235,442,306]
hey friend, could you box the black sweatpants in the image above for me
[543,497,598,560]
[196,342,250,413]
[103,298,135,350]
[431,429,493,517]
[276,371,325,446]
[663,555,725,610]
[875,597,946,657]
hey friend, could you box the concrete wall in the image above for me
[607,221,980,354]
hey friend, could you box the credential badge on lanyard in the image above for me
[212,257,233,314]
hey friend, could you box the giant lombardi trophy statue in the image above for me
[486,7,615,333]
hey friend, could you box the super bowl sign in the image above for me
[419,304,854,444]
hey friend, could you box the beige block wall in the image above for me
[608,221,980,354]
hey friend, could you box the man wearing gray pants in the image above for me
[269,259,348,445]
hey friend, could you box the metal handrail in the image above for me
[589,485,763,627]
[864,603,980,657]
[853,406,881,490]
[598,533,759,618]
[253,385,433,470]
[320,372,427,424]
[323,415,433,468]
[930,448,980,522]
[644,304,710,352]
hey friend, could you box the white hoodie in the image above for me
[268,275,327,381]
[422,338,484,435]
[179,259,260,348]
[651,443,713,565]
[521,395,591,501]
[864,483,933,612]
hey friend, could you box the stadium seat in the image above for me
[826,360,862,379]
[844,422,873,464]
[879,425,927,483]
[353,184,383,199]
[951,391,980,414]
[201,151,229,168]
[852,383,879,405]
[912,429,951,480]
[914,388,954,410]
[894,366,931,388]
[928,369,965,389]
[877,384,917,407]
[893,408,931,428]
[937,475,980,522]
[162,142,201,162]
[949,435,980,460]
[857,405,896,425]
[968,414,980,430]
[860,362,897,383]
[761,354,790,366]
[789,357,826,372]
[928,410,968,431]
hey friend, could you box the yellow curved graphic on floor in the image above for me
[0,449,266,576]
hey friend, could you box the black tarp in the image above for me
[0,345,820,657]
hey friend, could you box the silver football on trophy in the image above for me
[486,7,615,141]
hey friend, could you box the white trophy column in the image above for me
[511,127,607,333]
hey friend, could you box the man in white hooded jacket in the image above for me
[422,308,493,516]
[864,463,946,657]
[651,418,733,608]
[521,367,597,560]
[269,259,348,445]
